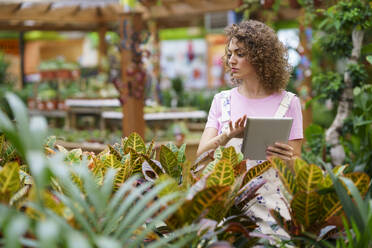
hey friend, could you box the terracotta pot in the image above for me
[27,98,36,109]
[263,0,275,9]
[57,100,66,110]
[289,0,301,8]
[45,100,57,110]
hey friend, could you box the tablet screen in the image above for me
[241,117,293,160]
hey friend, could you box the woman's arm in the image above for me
[197,115,247,157]
[197,127,228,157]
[266,139,303,161]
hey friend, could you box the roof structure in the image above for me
[0,0,244,31]
[0,0,122,31]
[0,0,301,31]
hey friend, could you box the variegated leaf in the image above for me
[0,162,21,203]
[177,143,186,164]
[103,154,122,169]
[166,142,179,154]
[291,191,320,228]
[293,158,308,177]
[214,146,223,160]
[129,149,144,175]
[296,164,323,193]
[321,165,347,189]
[320,192,341,222]
[207,159,234,187]
[222,146,238,166]
[155,174,180,198]
[124,132,146,154]
[243,160,271,186]
[145,140,155,158]
[344,172,370,196]
[187,186,230,221]
[141,156,164,176]
[202,160,216,176]
[115,159,132,190]
[108,144,122,161]
[270,157,296,195]
[159,145,181,180]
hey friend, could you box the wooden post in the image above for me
[149,20,160,104]
[98,25,107,72]
[297,12,313,132]
[119,13,145,138]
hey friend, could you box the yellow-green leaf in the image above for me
[0,162,21,203]
[293,158,308,177]
[159,145,181,180]
[108,144,122,161]
[207,159,234,187]
[243,160,271,185]
[296,164,323,193]
[222,146,238,166]
[320,192,342,222]
[291,191,320,228]
[115,159,132,190]
[187,186,230,221]
[124,132,146,154]
[103,154,122,169]
[270,157,296,195]
[344,172,370,196]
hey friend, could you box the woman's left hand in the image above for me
[266,142,294,161]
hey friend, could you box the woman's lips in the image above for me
[231,68,238,73]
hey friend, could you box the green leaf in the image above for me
[159,145,181,180]
[367,55,372,65]
[243,160,271,185]
[102,154,122,170]
[270,157,297,195]
[186,186,230,221]
[207,159,234,187]
[296,164,324,193]
[291,191,320,228]
[214,146,223,160]
[293,158,308,177]
[177,143,186,164]
[320,192,342,222]
[343,172,370,196]
[129,149,144,175]
[0,162,21,203]
[141,156,164,176]
[222,146,238,166]
[124,132,146,154]
[108,144,122,161]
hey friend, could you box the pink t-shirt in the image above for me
[205,87,303,140]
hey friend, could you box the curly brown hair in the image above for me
[223,20,291,94]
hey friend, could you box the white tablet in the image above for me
[241,117,293,160]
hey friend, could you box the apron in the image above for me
[218,89,295,237]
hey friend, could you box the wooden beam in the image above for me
[119,13,145,138]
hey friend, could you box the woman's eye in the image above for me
[237,53,244,57]
[227,54,232,58]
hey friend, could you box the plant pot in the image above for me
[289,0,301,8]
[57,100,66,110]
[263,0,275,9]
[36,100,45,110]
[27,98,37,109]
[45,100,57,110]
[56,69,71,79]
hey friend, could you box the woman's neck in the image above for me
[238,78,269,99]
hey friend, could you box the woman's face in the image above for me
[227,38,256,80]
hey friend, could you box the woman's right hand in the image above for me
[227,115,247,139]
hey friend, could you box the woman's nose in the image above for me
[229,54,236,65]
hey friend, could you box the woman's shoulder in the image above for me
[214,88,235,100]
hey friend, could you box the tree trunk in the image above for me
[325,28,364,165]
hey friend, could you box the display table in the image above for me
[101,110,207,121]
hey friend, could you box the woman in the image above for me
[197,20,303,236]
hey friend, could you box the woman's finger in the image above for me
[266,151,291,161]
[267,146,293,157]
[274,142,293,151]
